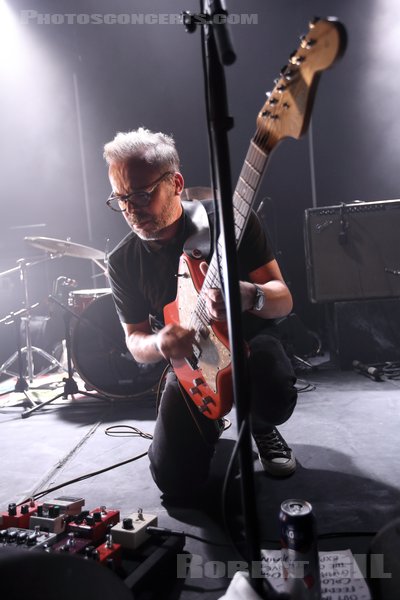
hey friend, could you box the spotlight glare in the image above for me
[0,0,21,57]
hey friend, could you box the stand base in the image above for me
[0,346,66,381]
[21,378,109,418]
[14,377,29,393]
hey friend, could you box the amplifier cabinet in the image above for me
[304,199,400,302]
[329,298,400,369]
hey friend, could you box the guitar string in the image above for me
[188,131,271,339]
[191,135,269,334]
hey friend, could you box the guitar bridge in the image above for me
[198,396,216,414]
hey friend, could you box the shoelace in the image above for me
[255,430,292,458]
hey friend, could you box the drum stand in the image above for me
[0,307,38,406]
[0,258,65,403]
[21,296,108,418]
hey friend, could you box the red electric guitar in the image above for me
[164,17,347,419]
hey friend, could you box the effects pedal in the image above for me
[1,500,38,529]
[68,506,120,543]
[47,532,92,555]
[111,508,157,550]
[94,534,122,566]
[0,527,57,550]
[30,504,66,535]
[42,496,85,517]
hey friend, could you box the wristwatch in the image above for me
[252,284,265,311]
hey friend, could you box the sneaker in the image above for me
[253,428,296,477]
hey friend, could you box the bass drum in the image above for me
[71,293,166,398]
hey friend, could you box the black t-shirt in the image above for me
[108,202,274,339]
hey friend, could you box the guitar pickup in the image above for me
[184,342,202,370]
[192,342,202,359]
[199,326,210,340]
[185,355,198,370]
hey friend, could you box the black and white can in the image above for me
[279,499,321,599]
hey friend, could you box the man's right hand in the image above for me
[155,323,195,360]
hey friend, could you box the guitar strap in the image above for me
[182,198,214,263]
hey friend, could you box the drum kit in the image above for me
[0,236,165,412]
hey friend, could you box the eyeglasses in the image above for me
[106,171,174,212]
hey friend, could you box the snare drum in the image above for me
[68,288,110,315]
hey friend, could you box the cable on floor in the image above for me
[18,449,149,506]
[104,425,153,440]
[295,379,316,393]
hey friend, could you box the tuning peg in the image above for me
[309,16,321,28]
[300,34,316,49]
[280,65,294,80]
[293,55,305,65]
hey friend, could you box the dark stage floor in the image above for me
[0,360,399,599]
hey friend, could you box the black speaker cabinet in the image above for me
[304,199,400,302]
[328,298,400,369]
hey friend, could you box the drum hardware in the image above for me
[24,236,108,278]
[21,295,111,419]
[52,276,78,295]
[0,258,66,400]
[0,306,39,406]
[18,288,167,415]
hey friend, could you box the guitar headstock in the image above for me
[255,17,347,152]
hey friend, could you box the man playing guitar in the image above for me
[104,127,297,502]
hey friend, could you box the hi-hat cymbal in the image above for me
[181,187,216,201]
[25,236,105,260]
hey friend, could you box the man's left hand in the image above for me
[200,262,256,321]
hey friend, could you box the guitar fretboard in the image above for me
[190,137,269,332]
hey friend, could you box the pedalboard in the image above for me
[0,497,157,561]
[0,496,183,596]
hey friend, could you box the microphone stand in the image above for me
[185,3,286,598]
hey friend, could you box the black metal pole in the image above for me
[13,313,29,393]
[199,4,273,597]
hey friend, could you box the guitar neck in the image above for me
[204,138,269,287]
[190,137,270,329]
[233,139,269,246]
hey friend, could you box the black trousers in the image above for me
[148,330,297,499]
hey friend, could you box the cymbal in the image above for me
[25,236,105,260]
[181,186,216,201]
